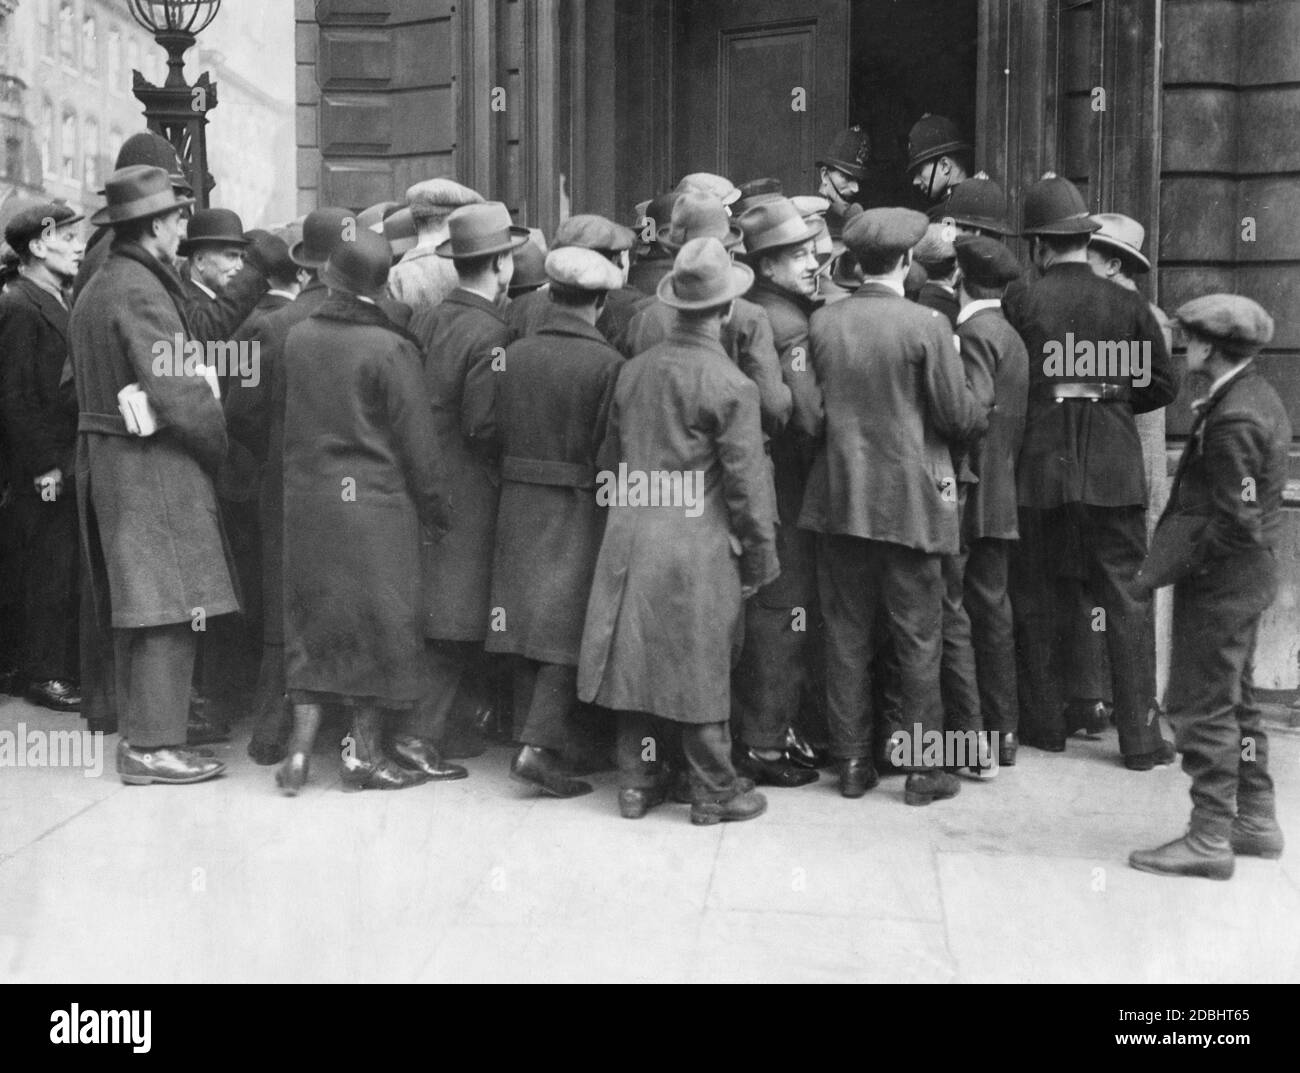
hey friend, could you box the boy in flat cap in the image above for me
[953,235,1028,766]
[467,247,625,797]
[1130,295,1289,879]
[800,207,984,805]
[387,178,484,313]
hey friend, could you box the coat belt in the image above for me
[78,411,132,437]
[1038,382,1129,403]
[500,456,595,489]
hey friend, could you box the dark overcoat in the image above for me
[409,288,513,641]
[505,284,641,352]
[798,282,985,554]
[470,308,622,665]
[577,319,779,723]
[917,280,959,329]
[69,241,238,628]
[281,294,448,706]
[957,303,1028,541]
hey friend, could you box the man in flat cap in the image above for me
[912,222,960,328]
[466,247,625,797]
[409,202,529,761]
[1131,295,1289,879]
[906,115,972,219]
[0,201,85,712]
[1003,175,1178,768]
[953,235,1028,766]
[387,178,484,313]
[800,207,983,804]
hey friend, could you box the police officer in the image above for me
[814,126,870,240]
[906,115,972,219]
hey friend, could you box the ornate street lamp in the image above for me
[127,1,223,208]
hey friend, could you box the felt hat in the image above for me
[435,201,530,259]
[657,236,754,310]
[89,165,194,227]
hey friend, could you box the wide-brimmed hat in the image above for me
[1021,173,1100,236]
[546,246,624,292]
[942,172,1010,236]
[4,201,84,256]
[906,115,971,174]
[674,172,740,207]
[739,198,821,257]
[657,236,753,311]
[507,238,548,295]
[290,207,356,268]
[320,229,393,299]
[658,191,744,253]
[436,201,530,259]
[1089,212,1151,273]
[816,126,871,181]
[177,207,248,257]
[90,165,194,227]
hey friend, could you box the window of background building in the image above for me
[40,97,54,175]
[108,28,121,92]
[83,15,98,74]
[58,1,75,65]
[61,109,75,179]
[83,117,99,188]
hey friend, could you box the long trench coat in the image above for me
[281,294,448,706]
[70,241,239,630]
[577,318,779,723]
[469,307,622,666]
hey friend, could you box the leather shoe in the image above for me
[389,734,469,781]
[904,770,961,806]
[26,679,81,712]
[510,745,593,798]
[619,784,670,819]
[1124,737,1176,771]
[690,788,767,825]
[1129,829,1234,880]
[784,727,828,770]
[1064,698,1110,736]
[998,731,1017,767]
[275,753,310,796]
[838,757,879,798]
[118,741,225,785]
[738,747,819,788]
[340,755,431,791]
[1231,814,1284,859]
[672,774,754,804]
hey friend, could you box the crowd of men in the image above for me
[0,116,1288,878]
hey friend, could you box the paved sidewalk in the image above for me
[1,695,1297,983]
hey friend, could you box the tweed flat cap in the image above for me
[1174,294,1274,357]
[675,172,740,207]
[954,234,1021,287]
[545,246,624,292]
[843,207,929,260]
[912,222,956,268]
[789,195,831,219]
[405,179,483,218]
[4,201,83,256]
[554,214,635,253]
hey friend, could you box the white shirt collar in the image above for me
[1208,359,1252,399]
[189,276,217,300]
[356,294,377,306]
[267,288,297,301]
[862,277,905,296]
[956,298,1002,326]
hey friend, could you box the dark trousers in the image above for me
[112,623,196,749]
[818,534,944,764]
[941,545,980,733]
[511,657,578,753]
[964,537,1019,734]
[397,638,491,742]
[1166,548,1278,835]
[12,489,79,681]
[1011,503,1158,756]
[0,496,22,675]
[616,711,736,800]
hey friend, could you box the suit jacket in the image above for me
[1141,364,1291,589]
[180,265,269,350]
[1003,261,1177,509]
[917,280,959,329]
[798,281,984,554]
[0,278,77,488]
[957,304,1028,541]
[409,287,514,640]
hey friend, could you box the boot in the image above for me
[1232,797,1285,859]
[904,770,961,806]
[1129,818,1235,880]
[341,707,430,791]
[690,787,767,825]
[275,703,322,796]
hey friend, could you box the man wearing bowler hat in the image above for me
[387,178,484,313]
[906,115,972,218]
[579,237,777,825]
[1002,175,1178,768]
[409,202,529,758]
[467,246,625,798]
[799,207,983,805]
[626,190,680,298]
[69,165,234,785]
[729,197,826,787]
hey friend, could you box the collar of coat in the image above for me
[750,277,822,317]
[852,280,907,299]
[537,306,610,345]
[1192,362,1259,426]
[444,286,508,322]
[108,240,193,332]
[311,290,424,350]
[8,276,69,335]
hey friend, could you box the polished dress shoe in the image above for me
[838,757,879,798]
[117,741,226,785]
[510,745,593,798]
[738,747,819,788]
[86,716,119,736]
[340,755,431,791]
[1064,699,1110,736]
[26,679,81,712]
[275,753,310,796]
[690,787,768,825]
[1129,828,1234,880]
[1231,813,1284,859]
[784,727,828,770]
[619,784,670,819]
[998,731,1018,767]
[904,770,961,806]
[390,734,469,781]
[1124,737,1176,771]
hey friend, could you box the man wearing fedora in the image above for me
[815,126,870,241]
[387,178,484,313]
[906,115,973,219]
[467,246,625,797]
[799,207,984,805]
[69,165,234,786]
[235,208,355,765]
[0,201,85,713]
[579,237,777,824]
[1002,175,1178,769]
[626,190,680,298]
[1130,295,1289,879]
[627,192,791,435]
[729,197,826,788]
[409,202,529,759]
